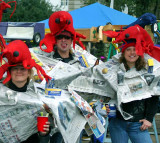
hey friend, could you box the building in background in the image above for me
[68,0,84,11]
[48,0,84,11]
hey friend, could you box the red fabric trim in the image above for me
[122,42,136,53]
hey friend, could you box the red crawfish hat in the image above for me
[0,40,51,84]
[40,11,86,53]
[0,0,17,22]
[103,25,160,61]
[121,39,136,53]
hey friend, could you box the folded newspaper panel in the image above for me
[40,89,86,143]
[0,83,44,143]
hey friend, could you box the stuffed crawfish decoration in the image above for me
[0,0,16,22]
[0,39,51,84]
[103,25,160,62]
[40,11,86,53]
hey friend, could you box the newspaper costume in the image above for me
[97,25,160,120]
[32,44,107,142]
[34,11,107,142]
[0,40,51,143]
[38,88,87,143]
[31,46,90,142]
[0,80,44,143]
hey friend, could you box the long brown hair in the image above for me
[119,53,146,71]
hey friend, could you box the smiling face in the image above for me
[10,65,30,88]
[124,46,139,68]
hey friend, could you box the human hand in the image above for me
[139,119,152,131]
[39,121,50,136]
[43,104,52,115]
[105,104,110,115]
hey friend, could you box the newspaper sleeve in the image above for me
[41,61,82,89]
[29,48,50,71]
[74,44,103,66]
[68,75,115,98]
[68,88,105,138]
[39,89,86,143]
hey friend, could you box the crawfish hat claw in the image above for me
[0,40,51,84]
[40,11,86,53]
[0,0,17,22]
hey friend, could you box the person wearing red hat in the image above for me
[39,11,86,63]
[6,65,51,143]
[110,42,158,143]
[52,30,75,63]
[0,40,51,143]
[102,25,160,143]
[39,11,87,67]
[38,10,91,143]
[105,45,158,143]
[38,11,87,143]
[40,11,86,54]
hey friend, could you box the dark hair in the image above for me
[119,53,146,71]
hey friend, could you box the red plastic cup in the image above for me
[37,116,48,132]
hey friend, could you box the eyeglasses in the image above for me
[56,35,72,40]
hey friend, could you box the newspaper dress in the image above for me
[96,53,160,120]
[31,45,106,142]
[0,81,44,143]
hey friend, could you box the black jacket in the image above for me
[117,96,159,123]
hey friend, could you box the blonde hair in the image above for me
[5,67,34,87]
[28,68,34,81]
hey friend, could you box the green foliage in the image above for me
[90,41,108,61]
[81,0,160,19]
[2,0,55,22]
[94,41,105,59]
[134,0,160,18]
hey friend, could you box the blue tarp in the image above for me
[40,2,137,29]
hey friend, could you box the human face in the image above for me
[124,46,139,68]
[10,65,30,87]
[56,31,72,53]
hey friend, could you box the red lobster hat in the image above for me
[40,11,86,53]
[0,40,51,84]
[121,39,136,53]
[103,25,160,61]
[0,0,17,22]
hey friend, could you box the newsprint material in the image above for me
[39,89,87,143]
[68,88,105,138]
[0,83,44,143]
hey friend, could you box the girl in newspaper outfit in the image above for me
[103,25,160,143]
[0,40,51,143]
